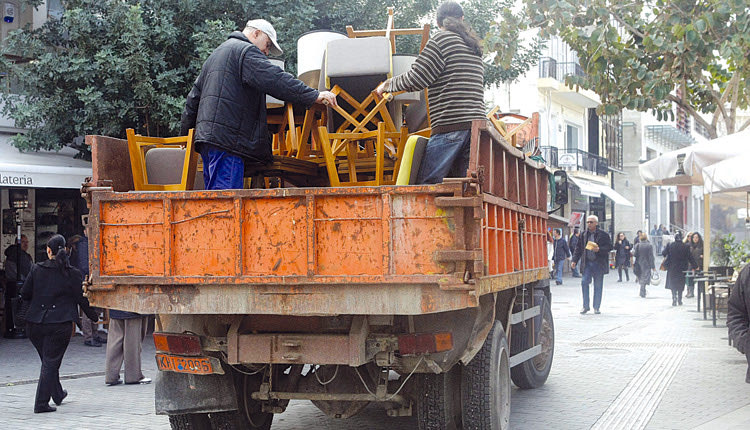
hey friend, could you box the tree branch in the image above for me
[667,93,715,138]
[608,10,646,40]
[707,72,735,130]
[739,118,750,133]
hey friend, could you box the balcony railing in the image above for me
[540,146,609,176]
[538,57,586,81]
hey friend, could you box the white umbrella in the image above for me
[639,128,750,271]
[703,149,750,194]
[638,128,750,186]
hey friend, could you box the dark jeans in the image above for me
[27,321,72,409]
[581,261,604,310]
[199,145,245,190]
[417,129,471,184]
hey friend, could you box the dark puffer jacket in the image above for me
[180,32,319,163]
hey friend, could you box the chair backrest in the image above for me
[396,135,428,185]
[126,128,198,191]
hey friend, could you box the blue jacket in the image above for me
[181,32,319,163]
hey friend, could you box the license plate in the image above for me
[155,353,223,375]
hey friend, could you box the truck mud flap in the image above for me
[155,364,238,415]
[508,304,541,368]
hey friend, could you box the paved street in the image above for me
[2,268,750,429]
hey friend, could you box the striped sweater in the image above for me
[386,30,485,134]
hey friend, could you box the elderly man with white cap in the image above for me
[181,19,338,190]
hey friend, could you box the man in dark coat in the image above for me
[552,229,571,285]
[569,228,581,277]
[571,215,612,314]
[180,19,338,190]
[728,264,750,383]
[4,234,32,338]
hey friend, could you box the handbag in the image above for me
[11,295,30,327]
[650,272,661,286]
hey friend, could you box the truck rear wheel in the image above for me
[461,320,510,430]
[168,413,211,430]
[510,295,554,389]
[415,366,462,430]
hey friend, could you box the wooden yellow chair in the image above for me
[126,128,198,191]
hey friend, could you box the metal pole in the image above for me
[703,194,710,272]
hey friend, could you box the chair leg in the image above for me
[317,126,340,186]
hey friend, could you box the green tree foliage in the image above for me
[0,0,535,155]
[523,0,750,139]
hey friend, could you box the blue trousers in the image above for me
[417,129,472,184]
[199,145,245,190]
[581,261,604,310]
[554,261,564,283]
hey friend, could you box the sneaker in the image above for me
[84,339,102,347]
[617,279,622,282]
[580,308,589,314]
[125,377,152,385]
[555,281,562,285]
[106,378,123,386]
[96,336,108,344]
[594,309,601,314]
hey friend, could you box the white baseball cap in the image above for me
[246,19,283,57]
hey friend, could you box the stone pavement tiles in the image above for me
[2,269,749,429]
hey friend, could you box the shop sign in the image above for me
[0,173,33,186]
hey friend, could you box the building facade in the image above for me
[487,36,628,238]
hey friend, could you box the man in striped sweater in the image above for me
[376,1,485,184]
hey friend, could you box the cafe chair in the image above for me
[126,128,198,191]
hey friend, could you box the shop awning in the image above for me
[0,136,92,189]
[568,175,634,207]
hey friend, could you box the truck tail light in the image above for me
[398,332,453,355]
[153,332,202,356]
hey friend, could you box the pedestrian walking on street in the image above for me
[728,264,750,383]
[105,310,151,386]
[4,234,33,339]
[552,229,571,285]
[614,232,632,282]
[571,215,612,314]
[569,228,582,277]
[661,232,696,306]
[686,232,704,298]
[633,233,655,298]
[20,234,99,413]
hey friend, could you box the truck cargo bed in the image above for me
[86,121,549,316]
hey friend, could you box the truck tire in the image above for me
[415,366,462,430]
[209,410,272,430]
[510,295,554,389]
[461,320,511,430]
[168,413,211,430]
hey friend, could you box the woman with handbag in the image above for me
[661,232,697,306]
[20,234,99,413]
[633,232,655,298]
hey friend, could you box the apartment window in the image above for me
[48,0,63,19]
[566,123,581,151]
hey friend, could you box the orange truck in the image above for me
[84,120,553,430]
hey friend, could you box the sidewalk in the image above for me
[1,269,749,429]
